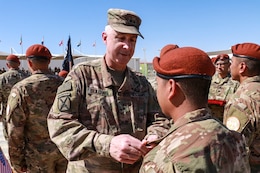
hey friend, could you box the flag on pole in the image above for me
[41,36,44,45]
[62,36,74,72]
[92,41,96,47]
[19,36,22,45]
[0,148,12,173]
[77,40,81,47]
[59,40,63,46]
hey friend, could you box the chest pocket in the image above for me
[117,92,148,139]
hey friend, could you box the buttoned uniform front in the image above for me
[6,71,68,173]
[47,58,169,173]
[0,66,29,140]
[140,108,250,173]
[223,75,260,170]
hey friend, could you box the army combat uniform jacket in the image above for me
[209,73,239,101]
[47,58,169,173]
[6,72,68,173]
[0,68,29,139]
[140,108,250,173]
[224,76,260,172]
[208,73,239,121]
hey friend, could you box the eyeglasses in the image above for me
[215,62,229,66]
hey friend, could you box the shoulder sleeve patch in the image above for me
[58,95,71,112]
[57,81,72,94]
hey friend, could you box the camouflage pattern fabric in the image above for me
[6,72,68,173]
[209,73,239,101]
[223,76,260,172]
[208,73,239,121]
[0,69,29,140]
[140,108,250,173]
[47,58,170,173]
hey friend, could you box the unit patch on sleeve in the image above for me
[58,95,71,112]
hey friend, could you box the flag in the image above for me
[0,148,12,173]
[77,40,81,47]
[41,36,44,45]
[62,36,74,72]
[19,36,22,45]
[92,41,96,47]
[59,40,63,46]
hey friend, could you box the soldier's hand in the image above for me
[109,134,150,164]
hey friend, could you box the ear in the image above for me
[168,79,177,100]
[27,59,33,68]
[239,61,247,74]
[102,31,107,44]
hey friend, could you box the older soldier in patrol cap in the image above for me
[208,54,239,121]
[0,54,29,140]
[223,42,260,173]
[47,8,169,173]
[6,44,67,173]
[140,44,250,173]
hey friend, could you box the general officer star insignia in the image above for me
[58,96,71,111]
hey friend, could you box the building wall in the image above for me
[0,56,140,72]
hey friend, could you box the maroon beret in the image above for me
[232,42,260,61]
[211,57,217,64]
[215,54,230,63]
[26,44,52,60]
[153,44,215,80]
[58,70,68,78]
[6,54,20,63]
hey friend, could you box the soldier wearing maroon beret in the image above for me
[223,42,260,172]
[208,53,239,121]
[0,54,29,140]
[140,44,250,173]
[6,44,67,172]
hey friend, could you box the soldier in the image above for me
[223,42,260,172]
[208,54,239,121]
[0,54,29,140]
[6,44,68,172]
[47,8,170,173]
[140,44,250,173]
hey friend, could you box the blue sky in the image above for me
[0,0,259,62]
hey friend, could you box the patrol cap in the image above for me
[215,54,230,63]
[232,42,260,61]
[58,70,68,78]
[107,8,144,39]
[26,44,52,60]
[153,44,215,80]
[6,54,20,64]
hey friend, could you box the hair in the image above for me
[245,59,260,75]
[105,25,114,34]
[7,60,20,67]
[175,78,211,106]
[237,58,260,75]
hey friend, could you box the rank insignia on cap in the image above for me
[58,95,71,112]
[226,116,240,131]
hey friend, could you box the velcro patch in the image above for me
[58,95,71,112]
[57,81,72,94]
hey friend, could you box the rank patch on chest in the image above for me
[58,96,71,112]
[226,116,240,131]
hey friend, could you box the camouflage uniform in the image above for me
[0,68,29,139]
[208,73,239,121]
[140,108,250,173]
[6,71,68,173]
[223,76,260,172]
[47,58,169,173]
